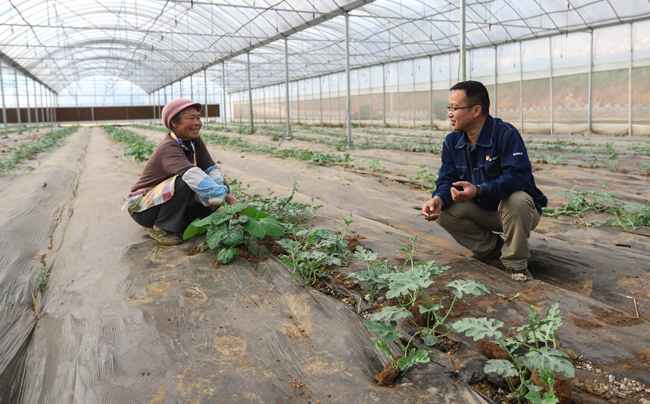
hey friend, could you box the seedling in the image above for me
[0,127,78,175]
[451,301,574,404]
[368,159,387,172]
[36,267,48,292]
[409,165,439,192]
[278,215,353,286]
[183,203,284,264]
[359,238,491,376]
[104,126,157,162]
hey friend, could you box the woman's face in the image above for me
[171,107,202,140]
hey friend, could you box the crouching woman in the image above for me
[124,98,238,245]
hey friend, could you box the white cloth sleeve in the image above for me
[182,166,229,207]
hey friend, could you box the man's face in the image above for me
[171,107,202,140]
[448,89,477,133]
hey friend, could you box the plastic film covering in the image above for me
[0,127,491,403]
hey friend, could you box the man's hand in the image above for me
[422,196,443,221]
[450,181,477,203]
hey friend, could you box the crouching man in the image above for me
[421,81,547,281]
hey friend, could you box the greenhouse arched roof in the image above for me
[1,0,649,94]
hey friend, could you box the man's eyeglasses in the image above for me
[447,105,477,112]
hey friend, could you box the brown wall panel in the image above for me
[1,104,221,123]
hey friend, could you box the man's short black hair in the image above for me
[450,80,490,116]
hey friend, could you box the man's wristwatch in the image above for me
[475,185,482,198]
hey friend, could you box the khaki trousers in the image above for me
[436,191,541,271]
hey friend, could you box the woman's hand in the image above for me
[225,194,239,205]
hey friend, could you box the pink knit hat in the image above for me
[161,99,203,130]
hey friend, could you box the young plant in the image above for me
[278,215,353,286]
[451,301,574,404]
[36,267,48,292]
[604,202,650,230]
[368,159,388,172]
[409,165,438,192]
[349,246,392,302]
[0,127,79,175]
[183,203,284,264]
[366,307,431,373]
[542,184,619,217]
[361,238,491,377]
[103,126,157,162]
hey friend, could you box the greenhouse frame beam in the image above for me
[588,31,593,132]
[1,62,7,138]
[345,12,352,146]
[153,0,375,94]
[285,38,291,138]
[14,69,22,133]
[0,52,56,94]
[629,23,633,137]
[247,52,254,134]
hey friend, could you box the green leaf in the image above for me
[450,317,504,341]
[520,348,574,378]
[206,227,227,249]
[183,217,209,240]
[382,268,434,300]
[364,320,401,342]
[222,203,248,214]
[446,279,492,299]
[217,247,239,264]
[369,306,413,322]
[354,246,378,263]
[222,229,244,246]
[525,389,560,404]
[371,337,391,356]
[422,333,438,346]
[419,304,444,314]
[208,210,233,227]
[242,205,271,219]
[396,348,430,371]
[243,216,284,238]
[485,359,519,378]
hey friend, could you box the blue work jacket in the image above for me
[432,115,547,213]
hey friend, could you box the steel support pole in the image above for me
[345,12,352,146]
[588,31,593,132]
[33,80,39,131]
[358,70,361,126]
[1,62,7,138]
[429,56,433,126]
[382,64,386,126]
[629,23,633,137]
[284,38,291,137]
[494,46,498,117]
[369,67,373,127]
[45,90,50,125]
[297,80,300,123]
[25,76,31,129]
[413,61,416,128]
[53,91,57,124]
[549,37,554,135]
[14,70,22,133]
[396,62,400,128]
[519,42,524,133]
[39,85,44,128]
[222,62,228,129]
[320,77,323,125]
[460,0,467,81]
[247,52,254,133]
